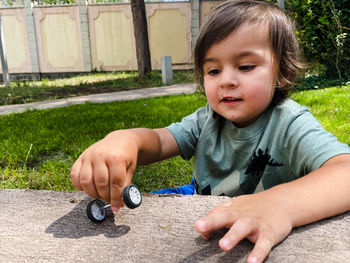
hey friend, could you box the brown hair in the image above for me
[194,0,304,105]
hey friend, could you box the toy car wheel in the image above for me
[86,199,107,223]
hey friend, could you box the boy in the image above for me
[71,1,350,262]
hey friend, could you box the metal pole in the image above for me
[0,15,10,86]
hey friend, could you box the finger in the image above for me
[207,200,233,215]
[79,159,100,199]
[108,162,127,211]
[195,210,238,240]
[93,161,110,202]
[195,220,212,240]
[122,160,135,189]
[70,157,83,190]
[247,232,274,263]
[215,200,232,208]
[219,216,258,251]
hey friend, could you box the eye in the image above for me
[207,69,221,76]
[239,65,256,71]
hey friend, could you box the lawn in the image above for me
[0,93,207,191]
[0,76,349,192]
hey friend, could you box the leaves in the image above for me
[286,0,350,80]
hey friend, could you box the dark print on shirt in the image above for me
[240,148,283,194]
[195,171,241,196]
[194,177,212,195]
[195,148,282,196]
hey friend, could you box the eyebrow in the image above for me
[203,51,258,64]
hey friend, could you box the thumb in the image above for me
[109,163,127,211]
[109,160,136,211]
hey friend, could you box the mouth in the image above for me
[222,97,243,103]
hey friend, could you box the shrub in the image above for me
[286,0,349,81]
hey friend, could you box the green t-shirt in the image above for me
[167,99,350,197]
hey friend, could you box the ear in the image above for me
[276,74,289,89]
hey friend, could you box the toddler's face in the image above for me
[203,23,277,127]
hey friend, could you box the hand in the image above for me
[70,130,139,211]
[195,193,293,263]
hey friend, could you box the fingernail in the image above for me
[111,206,120,212]
[196,220,207,231]
[220,238,232,251]
[248,256,259,263]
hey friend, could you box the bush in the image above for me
[286,0,350,81]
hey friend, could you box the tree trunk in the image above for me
[131,0,152,78]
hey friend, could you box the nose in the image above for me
[220,67,238,88]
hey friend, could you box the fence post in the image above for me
[191,0,200,51]
[161,56,173,85]
[0,14,10,86]
[278,0,285,11]
[77,0,92,72]
[24,0,40,78]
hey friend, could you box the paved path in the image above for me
[2,189,350,262]
[0,83,197,115]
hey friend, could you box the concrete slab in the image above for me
[0,84,197,115]
[1,189,350,262]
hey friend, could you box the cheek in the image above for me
[246,81,275,106]
[255,85,275,98]
[203,79,217,100]
[248,65,277,100]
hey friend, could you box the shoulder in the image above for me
[273,99,310,118]
[263,99,327,152]
[169,103,215,129]
[166,104,216,160]
[269,99,318,129]
[272,99,350,173]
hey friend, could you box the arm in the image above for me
[70,128,180,210]
[195,153,350,263]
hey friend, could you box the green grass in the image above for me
[0,70,195,105]
[0,93,207,191]
[0,85,349,192]
[291,86,350,144]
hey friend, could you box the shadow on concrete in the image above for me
[179,229,252,263]
[45,197,130,239]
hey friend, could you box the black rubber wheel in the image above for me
[122,184,142,209]
[86,199,107,223]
